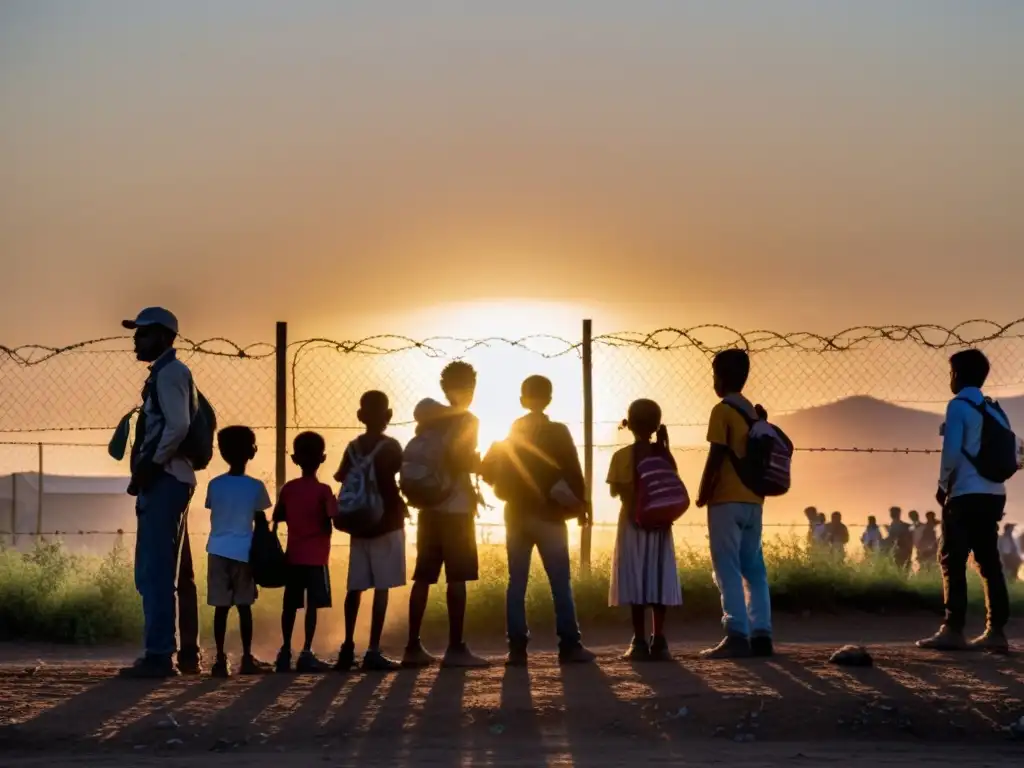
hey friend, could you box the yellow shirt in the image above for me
[706,398,764,506]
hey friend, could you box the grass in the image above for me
[1,538,1022,646]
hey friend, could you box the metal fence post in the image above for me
[36,442,44,541]
[275,322,288,499]
[581,319,594,574]
[10,472,16,547]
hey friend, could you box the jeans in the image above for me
[940,494,1008,632]
[135,473,192,657]
[505,513,581,650]
[707,502,772,638]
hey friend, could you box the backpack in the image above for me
[249,512,287,588]
[959,397,1021,483]
[148,371,217,472]
[725,402,794,497]
[400,428,454,510]
[335,440,388,534]
[484,420,581,518]
[633,450,690,531]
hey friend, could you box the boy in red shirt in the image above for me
[273,431,335,673]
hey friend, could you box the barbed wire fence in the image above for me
[3,319,1024,565]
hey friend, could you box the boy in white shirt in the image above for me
[206,426,274,676]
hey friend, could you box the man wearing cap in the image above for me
[120,307,201,678]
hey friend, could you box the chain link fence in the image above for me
[3,319,1024,556]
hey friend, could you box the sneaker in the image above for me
[211,654,231,678]
[239,654,273,675]
[969,628,1010,654]
[648,636,672,662]
[916,625,969,651]
[750,634,775,658]
[402,641,439,669]
[295,651,332,674]
[441,644,490,668]
[177,650,204,676]
[361,650,403,672]
[275,647,292,673]
[505,646,529,668]
[699,634,751,660]
[334,642,357,672]
[621,637,651,662]
[118,655,179,679]
[558,644,597,665]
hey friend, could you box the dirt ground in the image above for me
[1,619,1022,767]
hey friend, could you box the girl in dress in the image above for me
[607,399,684,660]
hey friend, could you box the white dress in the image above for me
[607,445,683,607]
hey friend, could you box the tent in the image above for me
[0,473,135,553]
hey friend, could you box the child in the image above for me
[404,361,488,669]
[480,375,594,666]
[273,431,336,673]
[607,398,683,662]
[695,348,772,659]
[205,426,274,677]
[334,391,408,672]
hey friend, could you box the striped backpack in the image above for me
[633,450,690,531]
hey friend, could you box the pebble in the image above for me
[157,714,179,730]
[166,738,184,747]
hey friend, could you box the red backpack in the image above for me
[634,449,690,530]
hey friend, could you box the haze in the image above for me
[2,1,1023,345]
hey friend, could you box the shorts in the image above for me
[283,564,333,611]
[207,554,258,607]
[412,511,478,585]
[348,529,407,592]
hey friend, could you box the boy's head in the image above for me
[520,375,553,413]
[868,515,878,527]
[817,513,826,524]
[908,509,920,524]
[831,511,842,523]
[292,431,326,473]
[358,390,392,433]
[712,349,750,397]
[218,425,257,468]
[889,506,902,521]
[925,511,937,523]
[441,360,477,410]
[804,506,818,522]
[949,349,990,394]
[625,398,662,440]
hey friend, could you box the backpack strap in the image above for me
[723,399,757,428]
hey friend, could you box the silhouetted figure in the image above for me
[826,512,849,561]
[861,516,883,554]
[915,511,940,571]
[804,506,819,547]
[999,524,1021,583]
[885,507,913,571]
[918,349,1011,654]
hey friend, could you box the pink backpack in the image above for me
[634,451,690,531]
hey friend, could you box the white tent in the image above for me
[0,473,136,553]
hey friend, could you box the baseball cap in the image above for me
[121,307,179,335]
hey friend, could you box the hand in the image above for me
[695,495,708,509]
[936,487,948,508]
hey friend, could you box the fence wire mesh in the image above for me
[3,319,1024,551]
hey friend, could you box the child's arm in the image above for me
[697,404,729,508]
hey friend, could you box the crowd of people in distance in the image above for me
[803,505,1023,582]
[113,306,1018,679]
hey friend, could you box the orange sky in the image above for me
[2,2,1023,345]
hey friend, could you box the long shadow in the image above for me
[110,677,224,742]
[202,673,295,745]
[558,660,659,767]
[354,668,424,763]
[498,665,544,741]
[17,676,175,746]
[270,671,349,742]
[320,670,388,736]
[407,668,468,768]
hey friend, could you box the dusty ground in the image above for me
[1,620,1022,766]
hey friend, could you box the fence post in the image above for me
[10,473,16,548]
[275,322,288,499]
[581,319,594,574]
[36,443,44,541]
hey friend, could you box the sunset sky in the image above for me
[2,1,1023,345]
